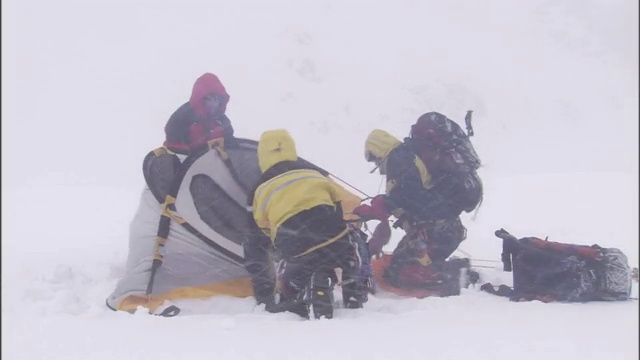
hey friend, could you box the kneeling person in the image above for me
[247,129,366,319]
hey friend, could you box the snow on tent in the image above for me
[106,138,363,315]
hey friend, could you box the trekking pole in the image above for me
[143,196,184,317]
[146,201,173,296]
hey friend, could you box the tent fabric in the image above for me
[107,138,363,313]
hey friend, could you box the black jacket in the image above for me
[163,102,235,154]
[385,144,466,221]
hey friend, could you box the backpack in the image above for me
[483,228,633,302]
[407,111,483,213]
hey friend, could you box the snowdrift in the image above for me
[106,138,363,314]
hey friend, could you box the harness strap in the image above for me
[294,228,350,258]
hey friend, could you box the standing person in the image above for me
[354,112,483,294]
[245,129,367,319]
[163,72,234,154]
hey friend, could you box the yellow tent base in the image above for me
[116,277,255,313]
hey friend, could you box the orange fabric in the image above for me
[116,277,254,313]
[371,254,446,299]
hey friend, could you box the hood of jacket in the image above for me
[257,129,298,173]
[364,129,402,162]
[189,73,230,119]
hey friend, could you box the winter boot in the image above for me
[276,292,310,319]
[444,257,480,288]
[465,268,481,288]
[309,272,335,319]
[341,277,365,309]
[440,257,473,295]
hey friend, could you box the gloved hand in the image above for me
[370,195,389,219]
[352,204,375,219]
[353,205,389,220]
[367,220,391,258]
[209,125,225,140]
[353,195,390,220]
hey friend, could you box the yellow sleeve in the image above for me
[328,180,343,204]
[328,179,362,219]
[252,197,269,236]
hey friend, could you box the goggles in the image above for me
[203,94,225,103]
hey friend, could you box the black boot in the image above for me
[465,268,481,288]
[341,278,365,309]
[272,293,310,319]
[309,272,335,319]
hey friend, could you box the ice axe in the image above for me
[465,110,474,137]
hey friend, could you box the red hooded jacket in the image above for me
[163,73,234,154]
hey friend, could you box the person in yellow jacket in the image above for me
[245,129,366,319]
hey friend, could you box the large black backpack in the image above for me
[482,228,632,302]
[406,111,483,213]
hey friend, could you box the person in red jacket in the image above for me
[163,73,234,154]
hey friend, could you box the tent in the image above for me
[106,138,363,315]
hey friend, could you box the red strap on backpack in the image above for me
[526,237,603,260]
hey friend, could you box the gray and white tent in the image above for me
[106,138,363,315]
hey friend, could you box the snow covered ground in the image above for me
[3,0,638,359]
